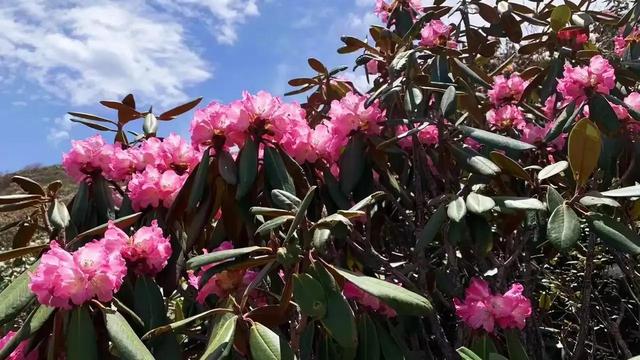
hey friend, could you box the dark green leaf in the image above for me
[293,274,327,318]
[0,262,38,325]
[459,125,536,151]
[538,161,568,180]
[546,186,564,212]
[457,347,482,360]
[284,186,317,244]
[187,246,272,270]
[320,291,357,348]
[249,322,295,360]
[200,314,237,360]
[0,305,54,359]
[103,310,154,360]
[450,144,501,176]
[505,329,530,360]
[236,137,259,199]
[548,204,581,250]
[588,213,640,255]
[339,135,367,195]
[601,185,640,197]
[588,94,620,133]
[544,102,577,142]
[440,86,457,119]
[356,313,380,360]
[332,266,432,315]
[218,151,238,185]
[271,189,302,211]
[255,216,295,236]
[415,204,447,255]
[264,147,295,194]
[188,150,211,208]
[67,306,98,360]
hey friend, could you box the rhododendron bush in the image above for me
[4,0,640,359]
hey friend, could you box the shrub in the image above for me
[2,0,640,359]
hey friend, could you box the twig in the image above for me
[572,233,596,359]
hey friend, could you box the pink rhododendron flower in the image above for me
[29,240,126,309]
[453,278,532,333]
[557,28,589,51]
[190,101,237,151]
[374,0,422,23]
[397,124,439,149]
[625,92,640,112]
[557,55,615,104]
[159,133,200,174]
[343,281,396,317]
[128,166,186,210]
[366,59,379,75]
[188,241,257,304]
[614,35,627,56]
[73,239,127,302]
[488,74,528,106]
[0,331,38,360]
[327,92,385,137]
[62,135,112,182]
[486,105,526,131]
[521,122,566,151]
[104,144,141,182]
[543,95,557,120]
[419,20,454,48]
[122,220,172,276]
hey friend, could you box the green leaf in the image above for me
[271,189,301,211]
[103,310,155,360]
[339,135,367,195]
[415,204,447,255]
[293,274,327,318]
[256,216,295,236]
[67,306,98,360]
[457,347,482,360]
[348,191,386,211]
[466,192,496,214]
[142,308,232,340]
[356,314,380,360]
[450,144,501,176]
[249,322,295,360]
[236,137,259,199]
[264,146,296,194]
[320,291,357,348]
[568,119,601,187]
[550,5,572,30]
[284,186,317,244]
[458,125,536,151]
[588,213,640,255]
[505,329,529,360]
[188,150,210,208]
[187,246,272,270]
[493,197,546,211]
[548,204,581,251]
[471,333,498,360]
[579,192,621,207]
[447,196,467,222]
[324,170,350,209]
[0,244,48,262]
[312,228,332,255]
[545,102,578,143]
[375,321,405,360]
[601,185,640,197]
[546,186,564,213]
[489,151,531,181]
[218,150,238,185]
[200,314,237,360]
[0,261,38,326]
[0,305,54,359]
[332,266,432,315]
[538,161,568,180]
[453,58,491,88]
[588,94,620,133]
[440,86,457,119]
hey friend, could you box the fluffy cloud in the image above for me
[46,114,75,146]
[0,1,263,107]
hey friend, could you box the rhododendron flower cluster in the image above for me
[374,0,422,23]
[454,278,532,333]
[29,222,171,308]
[557,55,615,104]
[29,241,126,309]
[486,104,526,131]
[0,331,38,360]
[62,135,113,182]
[104,220,172,276]
[314,92,385,162]
[419,19,456,49]
[128,166,186,211]
[397,124,439,149]
[188,241,259,304]
[343,281,396,317]
[613,27,640,56]
[557,27,589,51]
[520,122,566,152]
[487,74,528,107]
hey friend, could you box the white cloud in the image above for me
[46,114,75,146]
[153,0,260,45]
[11,100,26,106]
[0,1,213,107]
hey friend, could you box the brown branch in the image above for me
[572,233,596,359]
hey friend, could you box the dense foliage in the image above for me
[2,0,640,359]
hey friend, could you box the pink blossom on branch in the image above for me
[453,278,532,332]
[486,105,526,131]
[557,55,615,104]
[121,220,172,276]
[488,74,528,107]
[62,134,112,182]
[127,166,186,211]
[419,19,455,48]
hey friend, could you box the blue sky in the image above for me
[0,0,377,172]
